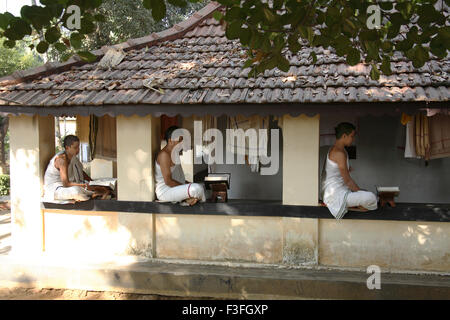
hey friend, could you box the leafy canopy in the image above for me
[44,0,207,62]
[0,0,448,80]
[0,38,43,77]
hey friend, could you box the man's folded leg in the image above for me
[157,183,206,203]
[54,186,92,201]
[346,190,378,211]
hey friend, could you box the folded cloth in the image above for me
[68,154,84,183]
[415,114,430,160]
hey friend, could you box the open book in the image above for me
[376,186,400,194]
[89,178,117,191]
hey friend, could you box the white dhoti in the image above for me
[54,186,93,201]
[322,149,377,219]
[346,190,378,210]
[156,182,206,203]
[155,160,206,203]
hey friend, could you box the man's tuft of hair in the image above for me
[335,122,356,139]
[164,126,180,141]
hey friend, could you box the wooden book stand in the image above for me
[204,173,230,203]
[378,192,398,207]
[376,187,400,208]
[210,183,228,202]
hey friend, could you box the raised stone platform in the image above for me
[0,256,449,299]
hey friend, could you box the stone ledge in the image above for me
[41,200,450,223]
[0,256,449,299]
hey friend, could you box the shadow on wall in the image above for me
[320,219,449,272]
[155,214,283,264]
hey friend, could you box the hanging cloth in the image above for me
[226,115,269,172]
[94,115,117,159]
[415,114,430,160]
[429,114,450,160]
[404,116,418,158]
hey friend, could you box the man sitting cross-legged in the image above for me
[321,122,378,219]
[155,126,206,206]
[43,135,111,202]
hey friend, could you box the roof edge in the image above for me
[1,101,447,118]
[0,1,223,87]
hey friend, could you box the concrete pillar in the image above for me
[281,114,320,265]
[282,114,320,206]
[116,115,160,201]
[116,115,159,258]
[9,115,55,255]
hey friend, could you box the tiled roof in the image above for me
[0,1,449,111]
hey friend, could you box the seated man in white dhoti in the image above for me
[155,126,206,206]
[322,122,377,219]
[43,135,111,202]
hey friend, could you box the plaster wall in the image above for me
[43,211,153,260]
[282,114,320,206]
[9,115,54,255]
[319,218,450,272]
[155,214,284,263]
[155,214,319,265]
[39,209,449,272]
[116,115,160,201]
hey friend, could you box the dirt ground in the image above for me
[0,287,218,300]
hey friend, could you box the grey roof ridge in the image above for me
[0,1,223,87]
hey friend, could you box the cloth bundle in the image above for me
[403,112,450,160]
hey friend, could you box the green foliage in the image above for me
[0,0,448,79]
[0,38,43,77]
[0,174,9,196]
[215,0,449,79]
[45,0,208,62]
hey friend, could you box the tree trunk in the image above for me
[0,117,9,174]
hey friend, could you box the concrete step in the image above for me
[0,256,449,299]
